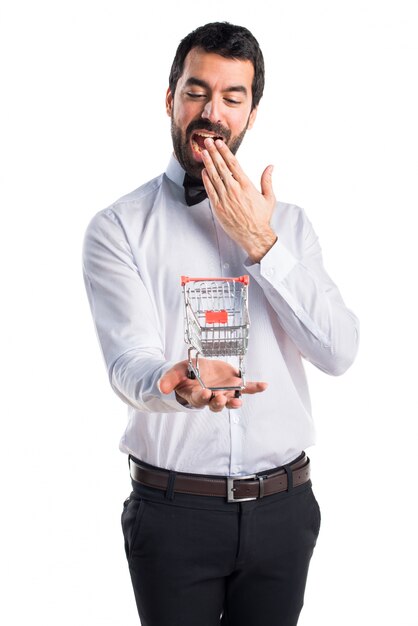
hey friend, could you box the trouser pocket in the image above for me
[121,494,146,561]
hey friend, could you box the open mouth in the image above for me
[191,132,224,153]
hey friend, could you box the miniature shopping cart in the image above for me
[181,275,250,395]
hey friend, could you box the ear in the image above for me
[247,106,258,130]
[166,87,173,117]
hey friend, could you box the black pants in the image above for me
[121,467,321,626]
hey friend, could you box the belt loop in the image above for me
[284,464,293,491]
[165,471,176,500]
[258,475,265,499]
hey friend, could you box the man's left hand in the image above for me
[201,138,277,263]
[159,358,267,413]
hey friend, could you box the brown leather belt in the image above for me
[129,453,310,503]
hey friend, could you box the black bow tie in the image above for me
[183,173,208,206]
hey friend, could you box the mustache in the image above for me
[186,119,231,142]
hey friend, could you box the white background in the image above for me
[1,0,417,624]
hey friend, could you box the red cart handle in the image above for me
[181,275,249,286]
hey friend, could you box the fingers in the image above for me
[199,380,268,412]
[207,382,267,411]
[209,138,245,183]
[191,387,216,408]
[159,358,268,411]
[208,392,227,412]
[190,388,235,412]
[207,390,242,412]
[260,165,275,202]
[201,138,243,190]
[242,381,268,395]
[201,167,220,206]
[159,361,188,394]
[203,139,275,205]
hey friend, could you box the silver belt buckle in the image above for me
[227,474,258,502]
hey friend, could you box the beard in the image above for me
[170,115,250,179]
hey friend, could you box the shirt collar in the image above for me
[165,154,186,188]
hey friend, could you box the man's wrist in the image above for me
[246,229,278,263]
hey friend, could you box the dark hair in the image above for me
[168,22,265,110]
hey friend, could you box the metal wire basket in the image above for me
[181,275,250,393]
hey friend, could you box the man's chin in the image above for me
[191,151,205,165]
[180,160,204,178]
[186,166,204,179]
[176,154,204,179]
[185,145,206,167]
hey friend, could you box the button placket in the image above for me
[229,409,244,476]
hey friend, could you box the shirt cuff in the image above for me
[245,238,298,283]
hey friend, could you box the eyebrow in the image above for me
[184,77,248,95]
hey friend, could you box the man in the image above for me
[83,22,359,626]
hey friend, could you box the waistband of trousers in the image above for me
[128,452,310,503]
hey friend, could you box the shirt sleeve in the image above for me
[245,206,359,376]
[82,208,196,412]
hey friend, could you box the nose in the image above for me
[201,99,221,123]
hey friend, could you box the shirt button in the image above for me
[232,415,240,424]
[265,267,274,277]
[223,262,230,270]
[233,466,241,474]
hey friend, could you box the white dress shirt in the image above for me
[83,155,359,475]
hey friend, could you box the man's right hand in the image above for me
[159,359,267,413]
